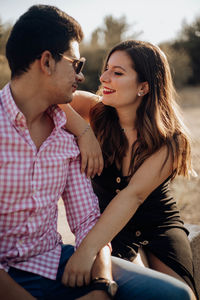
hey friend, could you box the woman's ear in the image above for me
[138,81,149,96]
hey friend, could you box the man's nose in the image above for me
[76,72,85,83]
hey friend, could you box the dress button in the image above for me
[116,177,121,183]
[141,240,149,245]
[135,230,141,237]
[115,189,120,193]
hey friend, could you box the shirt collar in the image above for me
[46,105,67,129]
[0,83,21,125]
[0,83,67,129]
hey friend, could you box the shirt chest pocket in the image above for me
[37,154,70,193]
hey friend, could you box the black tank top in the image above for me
[92,163,188,259]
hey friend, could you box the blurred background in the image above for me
[0,0,199,224]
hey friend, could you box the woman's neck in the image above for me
[116,108,137,132]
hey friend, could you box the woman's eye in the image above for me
[114,72,123,76]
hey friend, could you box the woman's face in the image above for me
[100,50,142,110]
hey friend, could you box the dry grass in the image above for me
[171,86,200,225]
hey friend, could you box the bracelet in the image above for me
[75,124,91,140]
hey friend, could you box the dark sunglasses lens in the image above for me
[74,61,84,74]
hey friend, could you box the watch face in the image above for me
[108,281,118,296]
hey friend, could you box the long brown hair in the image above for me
[90,40,191,179]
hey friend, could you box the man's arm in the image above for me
[0,270,36,300]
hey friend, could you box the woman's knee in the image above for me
[111,256,191,300]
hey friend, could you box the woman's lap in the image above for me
[112,255,191,300]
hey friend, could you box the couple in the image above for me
[0,4,197,300]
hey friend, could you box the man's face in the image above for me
[48,41,85,105]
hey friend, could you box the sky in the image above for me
[0,0,200,45]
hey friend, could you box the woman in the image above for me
[62,40,198,299]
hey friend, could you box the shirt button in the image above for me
[115,189,120,193]
[135,230,141,237]
[141,240,149,245]
[116,177,121,183]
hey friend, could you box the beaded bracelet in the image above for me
[76,124,91,140]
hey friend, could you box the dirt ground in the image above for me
[171,106,200,225]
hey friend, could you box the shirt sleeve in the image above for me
[0,263,7,272]
[62,155,100,248]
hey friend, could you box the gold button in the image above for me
[116,177,121,183]
[141,240,149,245]
[135,230,141,237]
[116,189,120,194]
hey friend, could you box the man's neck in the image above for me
[10,77,50,126]
[10,77,55,150]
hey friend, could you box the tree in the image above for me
[81,15,140,92]
[0,19,12,88]
[90,28,102,49]
[172,17,200,85]
[103,15,128,49]
[0,19,12,55]
[89,15,139,50]
[160,42,192,88]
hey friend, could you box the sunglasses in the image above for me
[59,53,86,74]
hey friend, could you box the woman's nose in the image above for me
[100,70,110,83]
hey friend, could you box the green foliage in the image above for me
[0,19,12,88]
[79,47,107,92]
[0,19,12,55]
[80,15,138,92]
[0,55,10,88]
[172,16,200,85]
[160,43,192,88]
[103,15,128,49]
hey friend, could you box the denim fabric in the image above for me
[8,244,191,300]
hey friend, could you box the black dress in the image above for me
[92,163,198,299]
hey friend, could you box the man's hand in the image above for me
[76,290,111,300]
[0,270,36,300]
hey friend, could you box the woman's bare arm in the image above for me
[64,146,174,276]
[59,91,102,177]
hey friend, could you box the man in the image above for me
[0,4,191,300]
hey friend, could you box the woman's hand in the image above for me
[77,127,104,178]
[61,247,96,287]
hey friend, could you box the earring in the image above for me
[138,92,143,96]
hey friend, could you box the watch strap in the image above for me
[91,277,118,298]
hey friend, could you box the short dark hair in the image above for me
[6,4,84,78]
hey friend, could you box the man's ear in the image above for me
[138,81,149,96]
[40,51,55,75]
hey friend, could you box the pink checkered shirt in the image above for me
[0,83,100,280]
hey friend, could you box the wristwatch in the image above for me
[91,277,118,298]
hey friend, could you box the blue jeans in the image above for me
[8,244,191,300]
